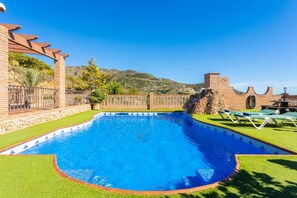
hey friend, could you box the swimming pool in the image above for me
[2,113,289,191]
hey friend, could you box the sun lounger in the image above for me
[234,112,297,130]
[218,109,278,123]
[272,112,297,126]
[218,110,240,123]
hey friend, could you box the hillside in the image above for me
[66,66,203,94]
[8,52,203,94]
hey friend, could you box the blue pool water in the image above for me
[22,113,269,191]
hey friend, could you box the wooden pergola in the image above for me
[0,23,69,119]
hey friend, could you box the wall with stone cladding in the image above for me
[0,104,91,134]
[0,25,9,119]
[204,73,281,110]
[54,56,66,108]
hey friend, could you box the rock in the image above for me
[184,88,227,115]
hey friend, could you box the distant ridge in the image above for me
[66,66,203,94]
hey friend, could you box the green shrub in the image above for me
[106,81,122,95]
[89,89,106,104]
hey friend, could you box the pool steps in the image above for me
[62,167,214,190]
[0,112,290,155]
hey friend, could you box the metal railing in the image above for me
[8,85,59,112]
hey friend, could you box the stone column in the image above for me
[0,25,9,119]
[54,55,66,108]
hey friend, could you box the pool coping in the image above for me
[0,111,296,195]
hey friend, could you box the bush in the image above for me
[89,89,106,104]
[106,81,122,95]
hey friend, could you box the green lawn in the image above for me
[0,110,296,197]
[0,110,101,150]
[0,155,296,198]
[192,114,297,153]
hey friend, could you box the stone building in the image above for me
[204,73,281,110]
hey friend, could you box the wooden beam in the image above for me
[56,53,69,58]
[9,42,39,54]
[33,42,51,48]
[8,31,57,60]
[0,24,21,31]
[47,48,61,53]
[4,25,69,60]
[17,34,39,41]
[9,47,40,54]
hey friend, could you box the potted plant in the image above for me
[89,89,106,110]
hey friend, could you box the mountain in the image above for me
[66,66,203,94]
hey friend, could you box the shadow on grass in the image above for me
[208,118,297,132]
[207,118,262,129]
[174,169,297,198]
[268,159,297,171]
[273,128,297,133]
[208,118,227,122]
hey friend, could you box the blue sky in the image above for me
[1,0,297,94]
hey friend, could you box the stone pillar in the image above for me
[204,73,220,89]
[0,25,9,120]
[54,55,66,108]
[148,92,154,110]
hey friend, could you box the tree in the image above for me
[9,52,54,86]
[89,89,107,104]
[66,75,77,90]
[106,81,123,95]
[14,68,43,109]
[15,68,43,88]
[76,58,109,91]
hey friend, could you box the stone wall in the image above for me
[0,25,9,119]
[204,73,281,110]
[0,104,91,134]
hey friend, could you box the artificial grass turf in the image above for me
[192,114,297,153]
[0,155,296,198]
[0,111,297,197]
[0,110,101,150]
[189,155,297,198]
